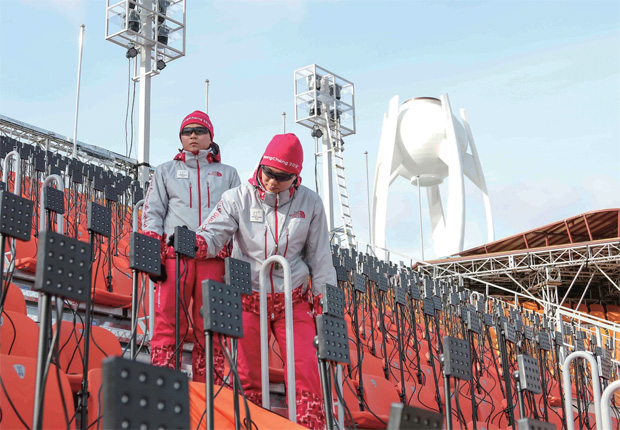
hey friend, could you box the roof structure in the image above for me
[418,209,620,307]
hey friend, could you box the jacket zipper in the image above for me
[197,157,202,224]
[207,182,211,208]
[189,183,193,208]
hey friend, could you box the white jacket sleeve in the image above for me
[197,193,240,259]
[142,166,168,236]
[305,198,337,297]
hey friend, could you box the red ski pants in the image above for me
[237,290,326,429]
[151,257,225,384]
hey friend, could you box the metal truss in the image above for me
[419,239,620,302]
[0,114,138,176]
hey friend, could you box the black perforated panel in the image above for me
[343,255,355,271]
[336,265,348,283]
[315,313,350,364]
[598,348,612,380]
[442,336,472,381]
[524,325,533,341]
[201,280,243,338]
[484,313,494,327]
[377,274,389,292]
[354,273,366,293]
[423,277,434,298]
[129,232,161,276]
[102,357,189,430]
[538,332,551,351]
[504,322,517,344]
[0,191,33,241]
[433,296,443,311]
[224,257,252,295]
[423,297,435,316]
[516,418,557,430]
[173,226,196,258]
[87,202,111,237]
[410,282,421,300]
[467,312,481,334]
[43,186,65,215]
[322,284,345,318]
[394,285,406,306]
[34,230,90,302]
[387,403,443,430]
[517,354,541,394]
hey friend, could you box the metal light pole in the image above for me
[417,175,424,261]
[72,24,86,159]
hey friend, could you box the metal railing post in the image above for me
[259,255,296,422]
[562,351,603,430]
[601,380,620,429]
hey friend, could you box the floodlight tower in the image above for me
[294,65,356,247]
[105,0,186,187]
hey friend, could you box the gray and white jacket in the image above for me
[142,147,241,243]
[196,174,336,297]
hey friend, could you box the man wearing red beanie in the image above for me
[142,110,241,384]
[195,133,336,429]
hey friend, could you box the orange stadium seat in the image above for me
[1,283,27,315]
[54,322,122,392]
[1,310,39,358]
[0,354,75,429]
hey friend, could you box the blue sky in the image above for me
[1,0,619,260]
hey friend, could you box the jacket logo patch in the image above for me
[208,171,222,177]
[290,210,305,219]
[177,170,189,179]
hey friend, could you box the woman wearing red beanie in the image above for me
[195,133,336,429]
[142,110,241,384]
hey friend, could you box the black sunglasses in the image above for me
[261,165,296,182]
[180,127,210,136]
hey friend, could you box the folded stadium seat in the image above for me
[349,344,390,381]
[606,309,620,323]
[54,322,123,392]
[336,373,399,429]
[86,367,104,429]
[0,354,75,429]
[521,302,540,312]
[575,303,589,314]
[91,253,132,307]
[589,303,605,313]
[1,283,27,314]
[1,310,39,358]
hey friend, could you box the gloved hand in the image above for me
[148,263,167,284]
[313,294,323,316]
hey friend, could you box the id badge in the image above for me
[250,208,264,223]
[177,170,189,179]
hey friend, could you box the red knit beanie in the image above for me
[260,134,303,175]
[179,110,214,139]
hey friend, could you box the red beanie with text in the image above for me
[260,133,303,175]
[179,110,214,140]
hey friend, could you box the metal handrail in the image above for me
[601,379,620,429]
[562,351,603,430]
[2,150,21,194]
[259,255,296,423]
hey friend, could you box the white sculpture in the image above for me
[371,94,494,259]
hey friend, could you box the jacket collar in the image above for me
[248,168,301,208]
[173,143,221,166]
